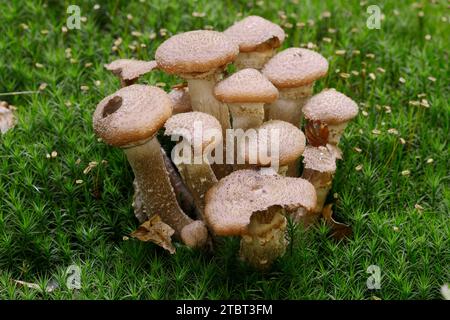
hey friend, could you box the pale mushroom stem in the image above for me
[187,76,231,136]
[124,137,208,248]
[265,84,313,126]
[326,122,348,145]
[234,50,275,70]
[293,168,334,226]
[187,76,233,179]
[228,103,265,130]
[266,84,314,177]
[239,206,287,270]
[176,162,217,221]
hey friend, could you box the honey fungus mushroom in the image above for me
[155,30,239,135]
[224,15,285,70]
[293,145,337,226]
[302,89,359,147]
[104,59,158,87]
[93,84,208,248]
[204,169,316,269]
[262,48,329,126]
[164,112,222,219]
[214,68,279,130]
[239,120,306,176]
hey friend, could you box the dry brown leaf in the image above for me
[131,215,176,254]
[322,204,352,240]
[0,104,16,134]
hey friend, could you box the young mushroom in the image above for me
[164,111,222,219]
[302,89,359,149]
[93,84,208,248]
[224,15,285,70]
[262,48,329,126]
[293,145,337,226]
[239,120,306,176]
[155,30,239,136]
[104,59,158,87]
[214,68,279,130]
[204,169,316,269]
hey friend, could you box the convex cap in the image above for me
[241,120,306,166]
[214,68,278,103]
[302,89,359,124]
[104,59,158,81]
[205,170,316,235]
[224,15,285,52]
[155,30,239,75]
[164,111,223,151]
[302,145,337,173]
[262,48,328,88]
[93,85,172,147]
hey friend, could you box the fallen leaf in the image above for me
[322,204,352,240]
[0,103,16,134]
[131,215,176,254]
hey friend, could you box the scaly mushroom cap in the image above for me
[302,145,337,173]
[155,30,239,75]
[93,85,172,147]
[164,111,223,151]
[169,86,192,114]
[242,120,306,167]
[104,59,158,81]
[262,48,329,88]
[302,89,359,124]
[204,170,316,236]
[214,68,279,103]
[224,15,285,52]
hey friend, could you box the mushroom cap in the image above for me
[204,169,316,236]
[241,120,306,167]
[104,59,158,81]
[302,145,337,173]
[214,68,279,103]
[223,15,285,52]
[155,30,239,75]
[262,48,329,88]
[302,89,359,124]
[164,111,223,151]
[93,85,172,147]
[168,86,192,114]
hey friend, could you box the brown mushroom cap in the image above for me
[224,15,285,52]
[262,48,329,88]
[302,89,359,124]
[164,111,223,151]
[204,169,316,236]
[302,145,337,173]
[104,59,158,81]
[214,68,279,103]
[93,85,172,147]
[155,30,239,75]
[242,120,306,166]
[168,86,192,114]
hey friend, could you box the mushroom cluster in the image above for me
[93,15,358,269]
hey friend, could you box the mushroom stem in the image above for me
[265,84,313,126]
[326,122,348,145]
[234,49,275,70]
[239,207,287,270]
[187,76,231,136]
[228,103,265,130]
[265,84,313,177]
[124,137,208,248]
[176,162,217,220]
[293,168,334,226]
